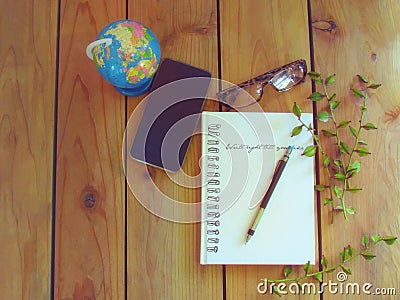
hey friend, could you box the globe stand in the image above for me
[114,78,153,97]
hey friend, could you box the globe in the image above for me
[86,20,161,96]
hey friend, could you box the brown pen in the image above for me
[245,146,293,244]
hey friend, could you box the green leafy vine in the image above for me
[263,235,397,297]
[261,73,398,298]
[292,73,380,222]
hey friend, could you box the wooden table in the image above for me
[1,0,399,299]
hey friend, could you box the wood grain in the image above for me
[55,1,126,299]
[220,0,318,299]
[3,0,400,298]
[126,0,221,299]
[0,0,57,299]
[310,0,400,298]
[220,0,313,113]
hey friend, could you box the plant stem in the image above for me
[347,87,368,175]
[296,74,375,221]
[267,240,381,285]
[322,83,348,220]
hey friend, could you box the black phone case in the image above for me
[130,58,211,172]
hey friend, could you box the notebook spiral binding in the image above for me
[206,123,221,253]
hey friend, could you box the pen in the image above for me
[245,146,293,244]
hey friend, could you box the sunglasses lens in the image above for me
[270,63,305,91]
[221,83,263,109]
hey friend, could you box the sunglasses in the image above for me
[217,59,307,110]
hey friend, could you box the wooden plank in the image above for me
[220,0,319,299]
[310,0,400,298]
[220,0,313,113]
[55,1,126,299]
[126,0,221,299]
[0,0,57,299]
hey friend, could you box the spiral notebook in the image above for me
[200,112,315,265]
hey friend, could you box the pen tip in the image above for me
[245,235,251,244]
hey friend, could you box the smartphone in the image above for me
[130,58,211,172]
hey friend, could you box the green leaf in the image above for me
[317,111,330,122]
[383,236,397,245]
[293,102,302,118]
[315,184,327,191]
[334,172,346,180]
[323,156,331,167]
[303,261,311,275]
[334,186,343,198]
[368,83,381,89]
[333,160,341,168]
[284,266,293,278]
[358,139,368,145]
[356,147,371,157]
[347,170,356,179]
[362,122,378,130]
[302,145,316,157]
[343,247,351,260]
[349,160,361,172]
[341,266,352,275]
[371,235,382,243]
[291,125,303,137]
[321,255,328,269]
[361,252,376,260]
[308,71,321,80]
[308,92,324,101]
[352,88,364,98]
[324,198,333,206]
[338,120,351,128]
[347,186,363,193]
[339,249,345,261]
[346,206,355,215]
[339,142,350,154]
[357,74,368,83]
[314,273,323,282]
[362,236,370,248]
[322,129,336,137]
[329,93,337,101]
[272,285,282,297]
[348,246,354,256]
[329,100,340,110]
[349,126,357,137]
[347,166,360,174]
[333,171,346,180]
[325,74,336,85]
[347,161,361,178]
